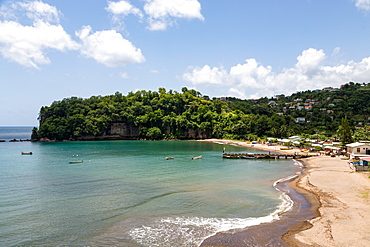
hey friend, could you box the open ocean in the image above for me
[0,127,300,246]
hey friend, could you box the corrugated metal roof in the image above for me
[346,142,368,148]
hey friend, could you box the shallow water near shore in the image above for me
[0,127,300,246]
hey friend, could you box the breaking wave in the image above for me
[129,172,299,246]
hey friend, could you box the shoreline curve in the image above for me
[198,139,370,247]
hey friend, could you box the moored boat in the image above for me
[21,151,32,155]
[69,160,83,164]
[166,157,174,160]
[191,155,202,160]
[241,156,258,159]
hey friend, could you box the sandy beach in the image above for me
[288,156,370,246]
[200,139,370,246]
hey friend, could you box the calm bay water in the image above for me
[0,127,299,246]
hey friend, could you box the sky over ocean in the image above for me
[1,0,370,125]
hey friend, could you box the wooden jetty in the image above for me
[222,152,316,159]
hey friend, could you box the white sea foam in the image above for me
[293,159,304,167]
[129,214,280,247]
[130,161,301,247]
[214,142,225,145]
[129,184,295,247]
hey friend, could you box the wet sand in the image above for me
[288,156,370,246]
[200,175,317,247]
[199,139,370,247]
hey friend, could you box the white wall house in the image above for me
[346,143,370,158]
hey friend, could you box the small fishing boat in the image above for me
[69,160,83,164]
[166,157,174,160]
[241,156,258,159]
[21,151,32,155]
[280,147,293,150]
[191,155,202,160]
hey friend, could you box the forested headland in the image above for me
[32,82,370,142]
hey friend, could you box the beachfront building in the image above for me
[346,142,370,158]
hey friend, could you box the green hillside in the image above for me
[33,83,370,141]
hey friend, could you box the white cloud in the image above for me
[295,48,325,76]
[75,25,145,67]
[16,0,60,23]
[106,0,143,17]
[143,0,204,30]
[182,48,370,99]
[355,0,370,11]
[0,1,78,69]
[332,47,341,56]
[182,65,228,85]
[119,72,129,78]
[106,0,143,30]
[0,1,146,69]
[104,0,204,31]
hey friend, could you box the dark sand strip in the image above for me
[200,166,320,247]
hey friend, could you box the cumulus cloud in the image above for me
[295,48,325,76]
[106,0,143,17]
[76,25,145,67]
[0,1,78,69]
[15,0,61,23]
[106,0,143,29]
[182,65,228,85]
[0,1,147,69]
[182,48,370,99]
[355,0,370,11]
[143,0,204,30]
[104,0,204,31]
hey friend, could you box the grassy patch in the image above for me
[359,190,370,200]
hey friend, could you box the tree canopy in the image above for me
[34,83,370,141]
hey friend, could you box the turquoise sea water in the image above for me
[0,127,299,246]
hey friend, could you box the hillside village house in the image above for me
[346,142,370,158]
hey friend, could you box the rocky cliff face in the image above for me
[107,122,212,139]
[179,128,212,139]
[108,122,211,139]
[37,121,212,141]
[108,122,141,139]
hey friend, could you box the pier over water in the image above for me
[222,152,316,159]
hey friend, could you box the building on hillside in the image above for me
[346,142,370,158]
[323,87,333,91]
[296,117,306,123]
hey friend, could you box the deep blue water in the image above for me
[0,127,298,246]
[0,126,33,141]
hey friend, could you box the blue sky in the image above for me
[1,0,370,126]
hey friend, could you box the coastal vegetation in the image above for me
[34,82,370,142]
